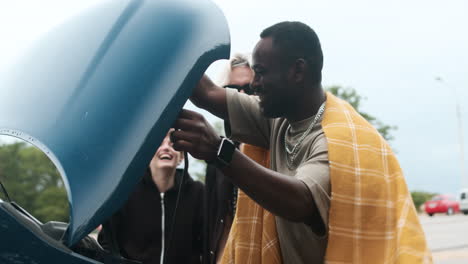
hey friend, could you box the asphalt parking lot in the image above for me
[420,214,468,264]
[89,213,468,263]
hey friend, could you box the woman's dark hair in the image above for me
[260,21,323,84]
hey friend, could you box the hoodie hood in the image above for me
[142,168,194,193]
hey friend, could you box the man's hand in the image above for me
[171,109,222,161]
[171,110,323,231]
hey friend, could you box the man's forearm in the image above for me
[172,109,325,232]
[190,75,228,120]
[220,149,322,226]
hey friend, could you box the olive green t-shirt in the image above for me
[225,88,331,263]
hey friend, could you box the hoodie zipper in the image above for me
[160,192,165,264]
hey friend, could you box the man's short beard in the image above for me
[260,101,287,118]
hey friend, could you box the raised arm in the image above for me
[171,110,325,234]
[190,74,229,120]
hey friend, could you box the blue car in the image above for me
[0,0,230,263]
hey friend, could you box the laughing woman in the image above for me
[98,130,204,264]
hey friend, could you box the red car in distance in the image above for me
[424,194,460,216]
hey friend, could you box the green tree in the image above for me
[0,142,68,222]
[326,85,397,142]
[411,191,437,212]
[33,186,69,222]
[190,158,207,183]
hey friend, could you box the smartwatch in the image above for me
[215,137,236,168]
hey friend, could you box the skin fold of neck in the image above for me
[287,86,325,123]
[150,166,176,193]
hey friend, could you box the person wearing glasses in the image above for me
[203,54,254,264]
[220,54,254,94]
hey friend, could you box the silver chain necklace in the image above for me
[285,102,326,169]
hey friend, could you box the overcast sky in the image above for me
[0,0,467,195]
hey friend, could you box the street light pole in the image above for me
[436,77,466,190]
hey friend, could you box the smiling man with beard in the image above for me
[171,21,431,263]
[98,130,204,264]
[174,22,328,263]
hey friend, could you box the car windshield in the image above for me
[431,196,443,201]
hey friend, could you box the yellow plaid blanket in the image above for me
[221,144,282,264]
[323,92,431,263]
[221,92,432,264]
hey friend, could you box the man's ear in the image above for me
[292,58,306,83]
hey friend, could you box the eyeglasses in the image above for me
[223,84,254,95]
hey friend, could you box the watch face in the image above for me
[217,138,235,167]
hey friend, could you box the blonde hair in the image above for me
[230,53,251,68]
[217,53,252,86]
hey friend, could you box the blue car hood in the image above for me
[0,0,229,246]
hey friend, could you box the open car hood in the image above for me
[0,0,229,246]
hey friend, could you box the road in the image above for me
[420,214,468,264]
[89,214,468,263]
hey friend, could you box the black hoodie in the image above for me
[98,168,204,264]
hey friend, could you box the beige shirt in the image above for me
[226,88,331,263]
